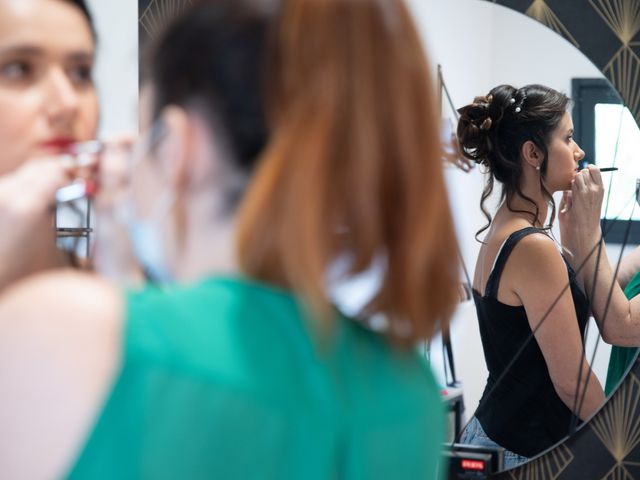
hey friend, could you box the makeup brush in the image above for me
[577,159,617,172]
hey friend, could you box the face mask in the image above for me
[124,190,176,285]
[118,120,176,285]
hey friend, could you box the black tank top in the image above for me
[473,227,590,458]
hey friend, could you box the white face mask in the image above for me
[119,120,176,285]
[124,190,176,285]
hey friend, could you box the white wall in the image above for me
[87,0,139,136]
[406,0,620,421]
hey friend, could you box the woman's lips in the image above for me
[40,138,76,153]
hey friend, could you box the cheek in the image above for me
[76,91,99,139]
[548,144,573,167]
[131,158,165,218]
[0,91,39,174]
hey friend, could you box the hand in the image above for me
[0,159,72,290]
[558,188,572,240]
[559,165,604,259]
[91,135,144,285]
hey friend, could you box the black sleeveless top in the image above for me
[473,227,590,458]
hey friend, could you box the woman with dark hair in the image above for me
[0,0,459,478]
[0,0,98,289]
[457,84,605,468]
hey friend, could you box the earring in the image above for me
[535,165,540,171]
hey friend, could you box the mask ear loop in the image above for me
[116,119,168,218]
[114,119,171,284]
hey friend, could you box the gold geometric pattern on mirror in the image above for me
[601,465,637,480]
[589,0,640,45]
[602,44,640,121]
[506,444,573,480]
[525,0,580,48]
[139,0,194,40]
[591,372,640,474]
[591,0,640,122]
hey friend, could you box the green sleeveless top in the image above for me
[67,276,445,479]
[604,271,640,396]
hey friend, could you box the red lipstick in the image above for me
[40,138,75,152]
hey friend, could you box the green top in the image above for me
[604,271,640,396]
[67,276,445,479]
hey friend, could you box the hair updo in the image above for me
[456,84,569,240]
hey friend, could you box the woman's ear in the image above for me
[155,105,194,254]
[520,140,542,170]
[156,105,192,190]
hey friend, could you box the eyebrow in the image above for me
[0,45,94,62]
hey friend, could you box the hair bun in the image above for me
[456,94,495,166]
[479,117,492,131]
[473,94,493,107]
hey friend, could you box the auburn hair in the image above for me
[236,0,460,344]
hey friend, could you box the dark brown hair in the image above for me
[457,84,569,240]
[236,0,460,344]
[147,1,269,190]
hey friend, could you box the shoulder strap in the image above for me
[485,227,548,299]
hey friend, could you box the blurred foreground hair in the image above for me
[237,0,460,345]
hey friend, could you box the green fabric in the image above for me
[604,272,640,395]
[67,276,445,480]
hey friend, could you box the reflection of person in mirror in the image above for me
[0,0,460,478]
[456,84,605,469]
[0,0,99,290]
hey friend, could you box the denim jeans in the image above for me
[459,417,529,470]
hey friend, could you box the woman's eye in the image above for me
[68,64,93,86]
[0,61,31,80]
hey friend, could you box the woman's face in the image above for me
[545,111,585,192]
[0,0,98,175]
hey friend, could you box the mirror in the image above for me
[405,0,640,473]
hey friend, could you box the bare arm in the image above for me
[560,166,640,346]
[0,271,122,480]
[616,246,640,290]
[510,234,604,420]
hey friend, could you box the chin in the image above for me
[549,182,572,193]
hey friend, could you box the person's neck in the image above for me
[174,192,237,282]
[504,182,549,228]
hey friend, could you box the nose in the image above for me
[575,143,585,163]
[45,68,78,128]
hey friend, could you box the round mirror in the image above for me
[407,0,640,476]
